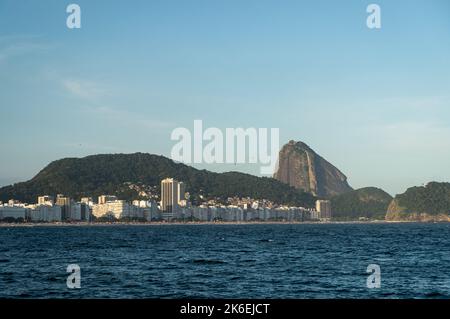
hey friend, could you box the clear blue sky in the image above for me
[1,0,449,195]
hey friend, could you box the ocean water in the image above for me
[1,223,450,299]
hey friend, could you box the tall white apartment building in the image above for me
[161,178,186,219]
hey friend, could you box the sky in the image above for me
[0,0,449,196]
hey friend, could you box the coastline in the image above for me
[0,220,424,227]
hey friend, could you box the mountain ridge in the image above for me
[0,152,316,207]
[331,187,393,220]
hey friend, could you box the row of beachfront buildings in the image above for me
[0,178,332,222]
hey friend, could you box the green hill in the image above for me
[0,153,316,207]
[330,187,393,220]
[386,182,450,221]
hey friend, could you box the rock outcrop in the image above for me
[385,182,450,221]
[273,140,353,197]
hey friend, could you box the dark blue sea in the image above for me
[1,223,450,299]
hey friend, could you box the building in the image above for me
[98,195,117,205]
[80,197,94,207]
[177,182,186,204]
[69,203,90,221]
[139,200,160,221]
[38,195,54,206]
[130,200,160,221]
[93,200,127,219]
[92,200,143,220]
[29,205,62,222]
[56,194,71,206]
[316,200,331,220]
[310,210,320,220]
[8,199,21,206]
[0,206,26,220]
[132,200,148,208]
[193,205,209,221]
[56,194,72,220]
[161,178,181,218]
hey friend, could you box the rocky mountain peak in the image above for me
[273,141,352,197]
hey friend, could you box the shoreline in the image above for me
[0,220,431,227]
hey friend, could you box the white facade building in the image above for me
[93,200,145,220]
[93,200,129,219]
